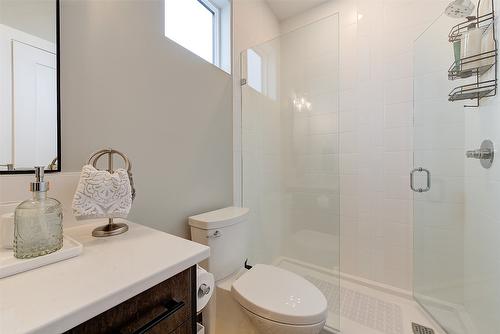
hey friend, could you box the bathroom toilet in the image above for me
[189,207,327,334]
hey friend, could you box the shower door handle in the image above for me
[410,168,431,193]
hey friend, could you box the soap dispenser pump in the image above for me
[14,167,63,259]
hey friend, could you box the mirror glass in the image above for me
[0,0,59,173]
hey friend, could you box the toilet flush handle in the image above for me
[206,230,221,239]
[198,284,211,298]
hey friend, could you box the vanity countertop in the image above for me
[0,220,210,334]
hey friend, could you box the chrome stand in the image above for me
[87,148,136,238]
[92,221,129,237]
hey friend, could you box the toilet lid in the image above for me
[231,264,327,325]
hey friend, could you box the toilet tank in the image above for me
[189,207,249,281]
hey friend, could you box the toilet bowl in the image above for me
[189,207,327,334]
[232,264,327,334]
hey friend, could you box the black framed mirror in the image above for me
[0,0,60,174]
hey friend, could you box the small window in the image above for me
[247,49,263,93]
[244,47,277,100]
[165,0,231,73]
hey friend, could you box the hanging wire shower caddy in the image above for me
[447,0,498,107]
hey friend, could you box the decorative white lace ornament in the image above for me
[72,165,132,220]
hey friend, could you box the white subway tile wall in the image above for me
[463,1,500,332]
[240,11,341,270]
[282,0,449,291]
[235,0,451,292]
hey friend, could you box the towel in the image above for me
[72,165,132,220]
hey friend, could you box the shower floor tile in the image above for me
[275,257,446,334]
[306,275,404,334]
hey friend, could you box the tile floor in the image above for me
[276,257,445,334]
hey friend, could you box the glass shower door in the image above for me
[413,13,467,334]
[413,11,500,334]
[240,14,340,332]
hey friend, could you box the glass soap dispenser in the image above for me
[14,167,63,259]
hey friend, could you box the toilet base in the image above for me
[215,274,258,334]
[241,306,326,334]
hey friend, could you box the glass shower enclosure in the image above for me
[413,8,500,334]
[240,14,340,332]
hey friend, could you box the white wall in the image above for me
[0,173,80,226]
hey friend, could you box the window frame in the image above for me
[197,0,220,66]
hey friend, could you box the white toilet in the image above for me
[189,207,327,334]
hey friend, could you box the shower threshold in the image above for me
[273,257,446,334]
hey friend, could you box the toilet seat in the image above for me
[231,264,327,326]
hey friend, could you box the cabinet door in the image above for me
[66,267,196,334]
[169,321,191,334]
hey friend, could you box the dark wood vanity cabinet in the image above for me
[66,266,197,334]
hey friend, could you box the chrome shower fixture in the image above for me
[445,0,476,18]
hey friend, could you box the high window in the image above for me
[165,0,230,73]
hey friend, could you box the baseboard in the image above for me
[339,270,413,300]
[321,326,340,334]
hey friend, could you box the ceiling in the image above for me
[265,0,331,21]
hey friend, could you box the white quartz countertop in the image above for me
[0,220,210,334]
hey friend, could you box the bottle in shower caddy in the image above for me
[461,20,484,71]
[14,166,63,259]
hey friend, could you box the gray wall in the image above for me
[60,0,233,237]
[0,0,56,42]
